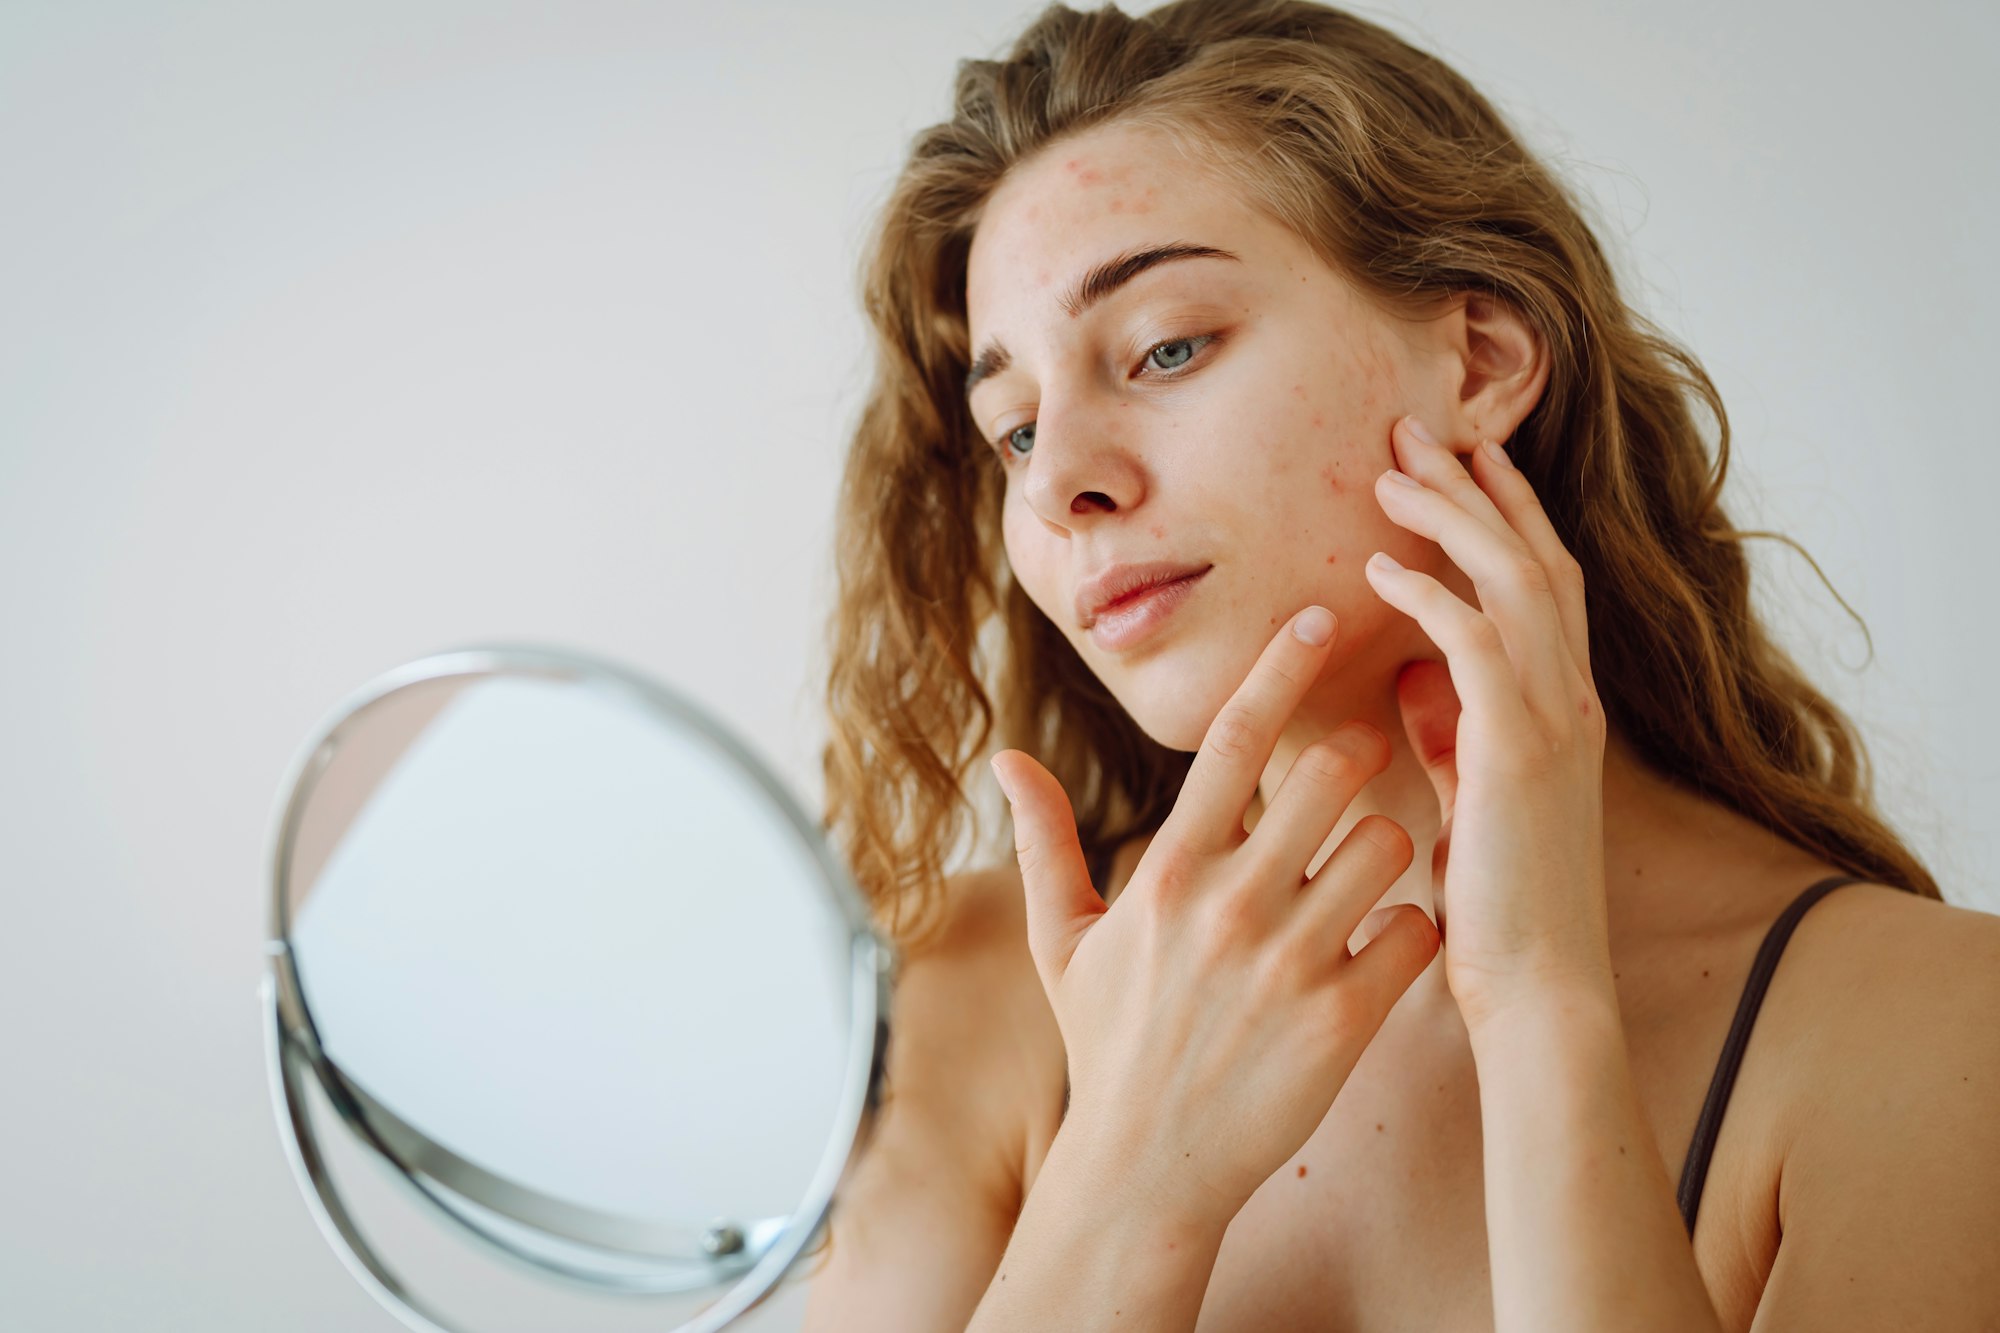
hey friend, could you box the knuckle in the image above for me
[1143,847,1201,906]
[1354,814,1414,867]
[1205,706,1261,762]
[1199,885,1263,950]
[1465,613,1506,654]
[1247,943,1294,996]
[1293,738,1364,788]
[1511,553,1553,596]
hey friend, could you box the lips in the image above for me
[1075,560,1213,628]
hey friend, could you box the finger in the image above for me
[1394,659,1461,821]
[1392,415,1518,543]
[1374,464,1574,714]
[1394,416,1593,692]
[1171,605,1339,856]
[1290,813,1416,955]
[1243,719,1390,886]
[1324,904,1440,1034]
[991,750,1104,992]
[1468,437,1594,689]
[1364,553,1534,737]
[1350,905,1441,983]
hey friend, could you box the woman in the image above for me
[803,1,1999,1328]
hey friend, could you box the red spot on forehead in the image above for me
[1326,553,1338,563]
[1311,414,1323,427]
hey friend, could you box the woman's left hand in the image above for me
[1365,414,1613,1032]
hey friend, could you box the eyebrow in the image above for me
[964,242,1241,405]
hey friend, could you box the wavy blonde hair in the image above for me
[816,0,1941,950]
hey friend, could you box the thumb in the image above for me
[991,750,1105,992]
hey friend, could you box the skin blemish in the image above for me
[1291,383,1307,399]
[1374,1123,1384,1132]
[1327,554,1338,564]
[1296,1164,1308,1178]
[1702,969,1710,978]
[1580,699,1593,718]
[1150,524,1164,538]
[1311,414,1323,428]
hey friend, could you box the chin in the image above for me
[1094,651,1240,755]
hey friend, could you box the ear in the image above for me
[1438,292,1548,448]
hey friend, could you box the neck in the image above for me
[1247,714,1781,968]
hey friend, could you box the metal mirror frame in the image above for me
[261,645,896,1333]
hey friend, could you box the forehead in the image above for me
[965,122,1263,335]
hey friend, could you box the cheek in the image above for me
[1000,504,1062,615]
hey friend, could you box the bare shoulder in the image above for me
[1769,881,2000,1088]
[887,859,1066,1164]
[860,858,1062,1208]
[1743,882,2000,1325]
[799,863,1059,1331]
[1768,876,2000,1176]
[1780,881,2000,1040]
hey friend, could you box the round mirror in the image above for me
[261,646,893,1332]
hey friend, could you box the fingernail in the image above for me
[1480,439,1513,469]
[1403,416,1438,446]
[1382,468,1421,489]
[989,756,1016,803]
[1368,551,1403,573]
[1293,605,1335,645]
[1359,906,1403,947]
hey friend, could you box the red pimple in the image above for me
[1311,414,1323,428]
[1296,1164,1308,1178]
[1326,554,1337,564]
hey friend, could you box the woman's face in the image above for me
[965,119,1473,752]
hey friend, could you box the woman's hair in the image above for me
[816,0,1941,949]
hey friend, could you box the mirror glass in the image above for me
[264,651,888,1331]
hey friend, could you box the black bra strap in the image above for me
[1676,873,1866,1236]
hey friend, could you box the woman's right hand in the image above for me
[990,604,1441,1234]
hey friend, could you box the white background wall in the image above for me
[2,1,1993,1328]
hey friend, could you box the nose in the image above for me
[1020,396,1147,530]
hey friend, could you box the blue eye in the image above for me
[987,331,1220,466]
